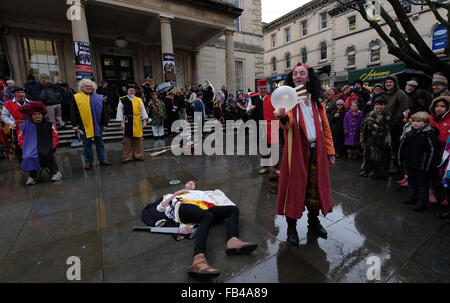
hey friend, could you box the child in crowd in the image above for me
[360,95,391,178]
[17,102,62,185]
[396,110,414,187]
[399,111,439,211]
[329,99,346,158]
[429,96,450,204]
[344,101,364,159]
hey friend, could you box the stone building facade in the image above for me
[0,0,264,95]
[263,0,448,90]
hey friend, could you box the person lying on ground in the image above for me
[157,180,258,278]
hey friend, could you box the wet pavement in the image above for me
[0,138,449,283]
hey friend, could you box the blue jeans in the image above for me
[81,135,106,164]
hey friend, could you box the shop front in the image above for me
[348,63,405,87]
[267,74,288,93]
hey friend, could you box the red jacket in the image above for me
[430,112,450,154]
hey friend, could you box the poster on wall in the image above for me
[162,53,176,84]
[73,41,94,80]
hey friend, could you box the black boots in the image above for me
[308,212,328,239]
[402,198,417,205]
[413,200,427,212]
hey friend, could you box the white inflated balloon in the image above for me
[271,85,298,111]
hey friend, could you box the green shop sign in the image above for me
[348,63,405,83]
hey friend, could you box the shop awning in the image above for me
[348,63,405,84]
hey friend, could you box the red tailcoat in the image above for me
[251,93,278,144]
[277,100,335,219]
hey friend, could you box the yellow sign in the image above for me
[360,69,391,81]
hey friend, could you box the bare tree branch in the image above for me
[386,0,449,71]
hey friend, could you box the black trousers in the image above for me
[29,149,59,178]
[407,168,430,201]
[178,204,239,256]
[390,123,403,166]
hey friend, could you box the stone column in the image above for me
[69,0,89,43]
[159,15,174,54]
[159,15,175,82]
[193,50,201,86]
[224,29,236,95]
[67,0,93,80]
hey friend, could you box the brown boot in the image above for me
[187,253,220,278]
[226,237,258,255]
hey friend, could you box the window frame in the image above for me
[235,59,245,91]
[272,57,277,72]
[346,46,356,66]
[301,20,307,37]
[285,28,291,43]
[369,40,381,63]
[320,12,328,30]
[285,52,291,69]
[348,15,356,32]
[22,37,61,82]
[320,42,327,61]
[271,33,277,48]
[301,47,308,64]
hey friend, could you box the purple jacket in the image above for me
[344,110,364,146]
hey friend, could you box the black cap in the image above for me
[196,91,203,96]
[374,95,387,105]
[11,86,25,93]
[353,79,363,86]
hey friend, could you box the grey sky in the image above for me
[261,0,310,23]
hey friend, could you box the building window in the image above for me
[370,40,381,62]
[235,60,244,91]
[301,20,307,37]
[285,53,291,69]
[285,28,291,43]
[320,12,327,30]
[301,48,307,64]
[272,57,277,72]
[271,34,277,48]
[348,15,356,32]
[320,42,327,60]
[347,46,356,66]
[234,0,242,31]
[23,38,60,82]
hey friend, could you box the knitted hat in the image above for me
[406,80,418,87]
[373,83,383,89]
[433,76,448,87]
[336,99,344,105]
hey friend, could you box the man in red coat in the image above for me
[275,62,335,244]
[247,79,280,174]
[1,86,33,162]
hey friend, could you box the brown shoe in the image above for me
[84,163,93,170]
[187,253,220,278]
[226,237,257,255]
[100,161,111,166]
[258,167,269,174]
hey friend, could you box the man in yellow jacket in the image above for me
[116,85,148,163]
